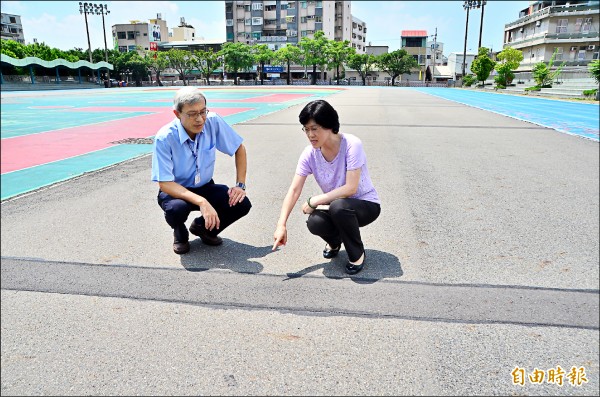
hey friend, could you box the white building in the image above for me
[171,17,198,42]
[1,13,25,44]
[447,52,478,80]
[503,0,599,70]
[351,15,367,53]
[112,13,169,53]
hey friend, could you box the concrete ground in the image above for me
[1,87,599,395]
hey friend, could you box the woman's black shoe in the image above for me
[345,252,366,275]
[322,244,341,259]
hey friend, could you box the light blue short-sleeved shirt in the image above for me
[295,133,380,204]
[151,113,243,188]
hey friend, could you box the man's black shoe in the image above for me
[173,240,190,255]
[189,221,223,246]
[173,224,190,254]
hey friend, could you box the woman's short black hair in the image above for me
[299,99,340,133]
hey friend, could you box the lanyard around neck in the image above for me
[186,138,200,175]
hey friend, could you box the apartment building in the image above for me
[171,17,197,42]
[224,0,364,79]
[503,0,599,71]
[112,13,169,53]
[351,16,366,53]
[224,1,363,51]
[1,13,25,44]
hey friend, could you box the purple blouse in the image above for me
[295,133,380,204]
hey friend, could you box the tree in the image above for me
[0,39,27,58]
[189,48,221,86]
[144,50,169,86]
[252,44,274,85]
[273,44,302,85]
[346,53,377,86]
[326,40,354,84]
[470,47,496,86]
[532,48,566,88]
[165,48,193,86]
[494,46,523,88]
[298,30,329,84]
[114,49,148,87]
[219,42,253,85]
[376,49,417,86]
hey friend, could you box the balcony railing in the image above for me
[505,4,599,29]
[506,31,599,47]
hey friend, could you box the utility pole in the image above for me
[433,28,438,66]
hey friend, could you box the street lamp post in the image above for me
[78,2,93,63]
[91,4,110,81]
[462,1,485,80]
[478,1,487,49]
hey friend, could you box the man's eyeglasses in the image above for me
[183,109,210,119]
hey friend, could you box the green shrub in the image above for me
[462,74,476,87]
[583,88,598,97]
[525,86,541,91]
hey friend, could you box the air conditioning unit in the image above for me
[535,20,541,27]
[570,46,578,51]
[588,45,596,51]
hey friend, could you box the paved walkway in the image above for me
[1,86,598,395]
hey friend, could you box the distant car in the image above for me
[109,79,119,87]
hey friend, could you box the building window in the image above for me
[118,46,128,52]
[9,16,16,23]
[300,1,307,9]
[301,16,307,23]
[245,18,251,25]
[554,47,563,60]
[578,50,586,60]
[252,3,263,11]
[127,31,135,40]
[301,30,307,37]
[556,19,567,33]
[252,17,263,25]
[583,17,592,33]
[128,45,136,51]
[117,31,126,39]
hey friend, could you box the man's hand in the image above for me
[228,186,246,207]
[199,201,220,231]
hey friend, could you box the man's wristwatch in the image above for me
[235,182,246,190]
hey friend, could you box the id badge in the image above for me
[194,174,201,184]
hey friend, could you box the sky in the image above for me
[1,0,531,55]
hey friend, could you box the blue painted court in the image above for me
[411,87,599,141]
